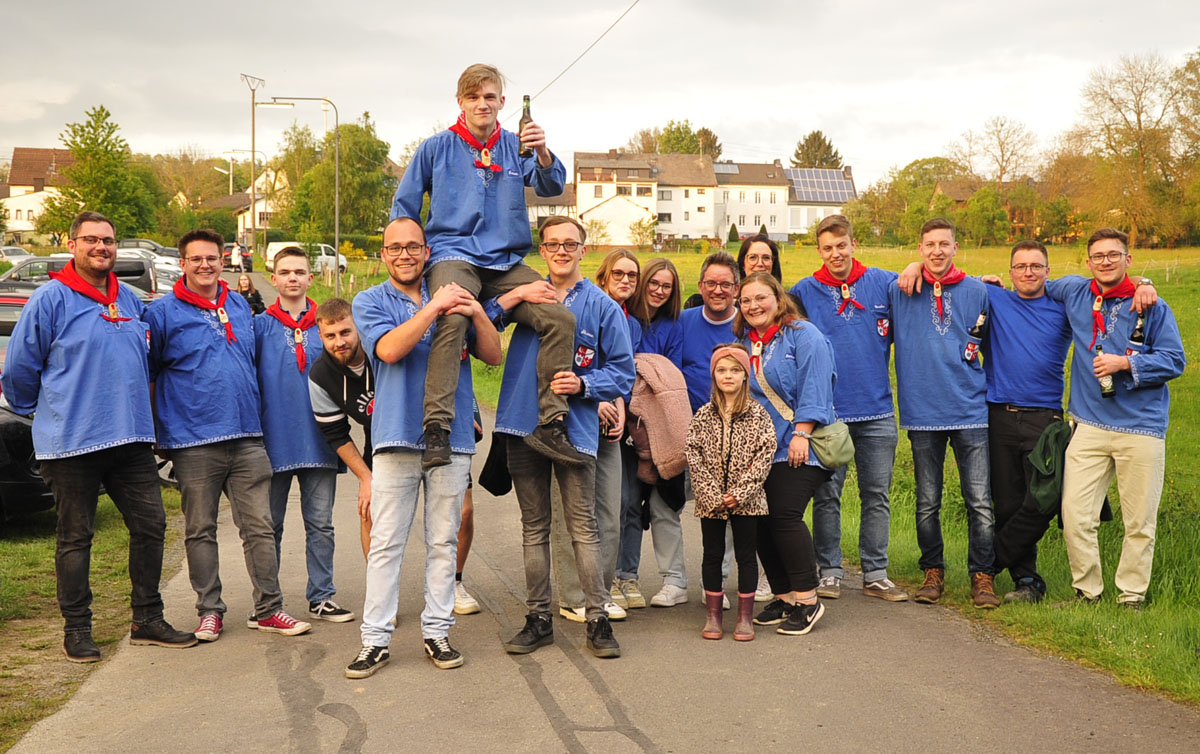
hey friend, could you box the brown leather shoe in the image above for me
[971,572,1000,609]
[702,591,724,640]
[913,568,945,604]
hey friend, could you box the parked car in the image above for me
[0,257,159,300]
[118,238,180,260]
[265,242,347,274]
[0,247,34,266]
[222,243,253,272]
[0,290,55,525]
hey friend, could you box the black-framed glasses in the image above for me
[1010,263,1047,273]
[700,280,736,292]
[382,243,426,258]
[73,235,117,247]
[609,269,638,281]
[1088,250,1127,264]
[647,279,673,292]
[541,241,581,253]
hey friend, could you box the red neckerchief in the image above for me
[921,264,967,319]
[747,324,781,372]
[1088,276,1136,350]
[265,298,318,373]
[48,260,131,322]
[448,112,502,172]
[173,278,236,342]
[812,259,868,315]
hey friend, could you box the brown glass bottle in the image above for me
[518,95,533,158]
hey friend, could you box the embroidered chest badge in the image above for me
[877,318,890,337]
[574,345,595,367]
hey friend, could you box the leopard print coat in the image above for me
[685,400,776,519]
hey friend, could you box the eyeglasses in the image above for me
[700,280,736,292]
[382,243,426,258]
[745,254,773,266]
[73,235,117,247]
[541,241,582,253]
[1088,250,1127,264]
[609,269,638,281]
[738,294,774,308]
[185,256,221,266]
[647,280,673,292]
[1010,263,1047,273]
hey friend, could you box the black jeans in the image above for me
[758,462,830,595]
[39,443,166,634]
[988,403,1062,591]
[701,515,759,593]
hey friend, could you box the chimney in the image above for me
[842,166,853,180]
[773,159,782,167]
[608,148,618,158]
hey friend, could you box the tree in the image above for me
[980,116,1036,184]
[629,217,657,250]
[727,223,739,242]
[625,127,659,153]
[583,218,610,247]
[958,186,1009,246]
[759,223,768,235]
[150,145,228,208]
[274,123,321,188]
[37,105,155,237]
[696,127,722,160]
[658,120,701,154]
[790,130,842,169]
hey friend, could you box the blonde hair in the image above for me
[709,343,751,417]
[733,272,802,338]
[457,63,504,98]
[595,249,640,299]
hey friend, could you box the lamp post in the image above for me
[239,74,265,251]
[268,95,340,298]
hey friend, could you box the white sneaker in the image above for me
[755,571,773,603]
[454,582,481,615]
[558,605,586,623]
[610,580,629,609]
[604,601,628,621]
[650,584,689,607]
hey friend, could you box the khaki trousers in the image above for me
[1060,422,1165,603]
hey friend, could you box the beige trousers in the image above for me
[1060,422,1165,603]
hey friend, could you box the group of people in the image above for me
[3,62,1185,678]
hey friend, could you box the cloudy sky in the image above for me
[4,0,1198,188]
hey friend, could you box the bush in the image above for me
[727,223,739,242]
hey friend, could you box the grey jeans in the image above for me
[551,435,622,606]
[172,438,282,619]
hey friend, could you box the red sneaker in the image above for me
[253,611,312,636]
[195,613,223,642]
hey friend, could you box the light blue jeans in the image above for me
[268,467,338,604]
[908,428,996,575]
[360,450,468,647]
[811,417,898,583]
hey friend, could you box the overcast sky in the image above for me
[4,0,1198,188]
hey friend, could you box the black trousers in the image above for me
[988,403,1062,591]
[758,462,830,595]
[700,515,759,593]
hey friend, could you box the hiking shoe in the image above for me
[130,618,198,649]
[753,598,794,626]
[454,582,481,615]
[559,605,586,623]
[345,645,389,678]
[777,600,825,636]
[972,573,1001,609]
[586,616,621,658]
[253,611,312,636]
[864,578,909,602]
[309,600,355,623]
[650,583,688,607]
[610,580,629,609]
[63,632,100,663]
[604,601,628,621]
[504,613,554,655]
[914,568,945,604]
[754,571,773,603]
[1003,580,1045,604]
[422,425,452,470]
[618,578,647,609]
[1052,590,1101,608]
[424,636,464,669]
[194,613,223,642]
[524,420,588,467]
[816,575,842,599]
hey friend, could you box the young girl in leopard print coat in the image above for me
[685,343,776,641]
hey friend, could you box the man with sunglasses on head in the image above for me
[390,62,579,472]
[146,229,310,643]
[2,211,197,662]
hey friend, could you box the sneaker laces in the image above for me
[973,573,996,595]
[921,570,943,588]
[270,611,298,627]
[429,636,454,654]
[354,646,375,663]
[198,615,219,632]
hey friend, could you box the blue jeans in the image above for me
[268,467,338,604]
[908,428,995,575]
[812,417,898,583]
[361,450,468,647]
[616,442,643,579]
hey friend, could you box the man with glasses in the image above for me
[346,219,501,677]
[390,63,579,472]
[2,211,196,662]
[146,229,311,642]
[1043,228,1184,608]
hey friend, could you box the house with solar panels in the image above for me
[714,160,790,242]
[786,167,858,237]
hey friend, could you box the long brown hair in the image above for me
[630,257,681,325]
[237,274,256,294]
[733,272,801,338]
[709,343,752,417]
[595,249,640,301]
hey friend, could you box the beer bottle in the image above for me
[1096,345,1116,399]
[968,310,986,338]
[1126,312,1146,356]
[964,310,986,362]
[518,95,534,158]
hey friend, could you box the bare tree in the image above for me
[625,128,660,154]
[946,129,981,179]
[981,116,1036,184]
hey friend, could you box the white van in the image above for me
[264,242,347,274]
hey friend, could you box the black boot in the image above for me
[130,618,198,648]
[64,631,100,663]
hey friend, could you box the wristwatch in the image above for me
[1136,278,1154,287]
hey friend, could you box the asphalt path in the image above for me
[12,271,1200,753]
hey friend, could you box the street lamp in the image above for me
[240,74,265,252]
[268,95,340,298]
[217,149,265,196]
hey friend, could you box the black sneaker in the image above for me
[129,618,198,649]
[776,600,825,636]
[424,636,464,669]
[586,615,621,658]
[753,598,793,626]
[422,425,452,470]
[309,600,355,623]
[63,631,101,663]
[503,612,554,655]
[345,645,390,678]
[524,420,589,467]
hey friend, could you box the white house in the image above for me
[0,147,74,244]
[786,167,858,236]
[526,183,577,227]
[714,160,790,242]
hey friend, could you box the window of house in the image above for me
[684,189,690,198]
[658,189,672,201]
[738,215,745,226]
[617,185,632,196]
[754,215,761,226]
[739,191,745,202]
[769,215,777,227]
[682,235,690,240]
[26,209,34,220]
[723,191,729,203]
[627,169,639,178]
[684,211,690,221]
[658,213,672,223]
[755,191,761,203]
[14,210,21,220]
[770,192,777,204]
[636,185,651,196]
[697,206,706,213]
[697,188,705,195]
[594,185,604,198]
